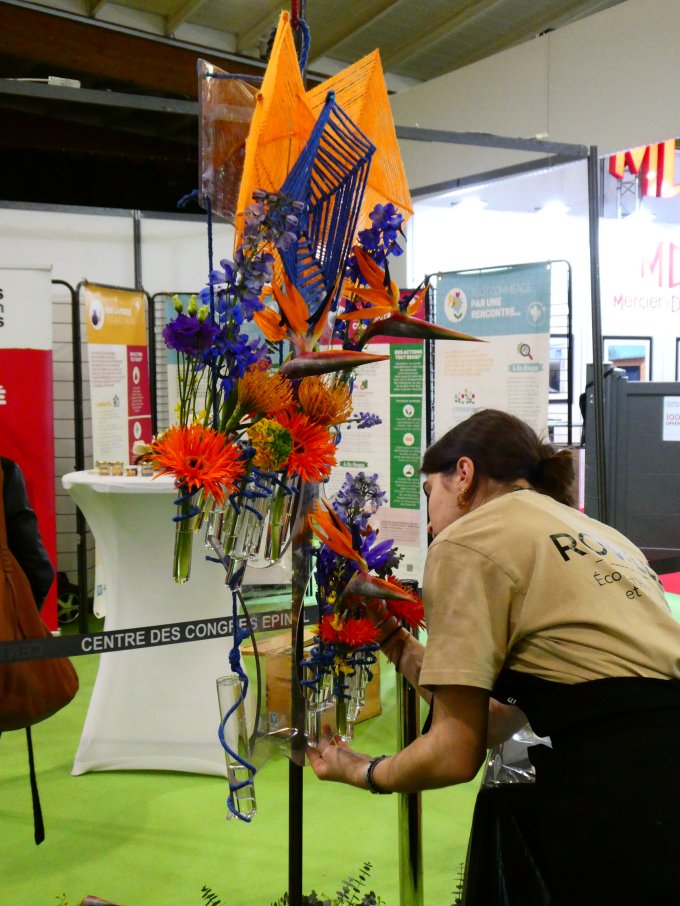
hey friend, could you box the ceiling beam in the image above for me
[89,0,108,17]
[380,0,503,68]
[165,0,206,37]
[0,78,198,114]
[237,1,284,53]
[306,0,402,60]
[395,125,587,157]
[0,3,265,97]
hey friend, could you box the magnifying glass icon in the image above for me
[518,343,533,360]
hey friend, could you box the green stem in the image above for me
[173,494,196,583]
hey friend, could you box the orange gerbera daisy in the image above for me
[151,424,244,503]
[297,375,352,426]
[237,361,293,415]
[274,411,336,482]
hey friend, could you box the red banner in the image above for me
[0,267,57,628]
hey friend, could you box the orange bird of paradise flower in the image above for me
[151,424,244,503]
[254,273,328,356]
[254,272,391,378]
[308,500,418,603]
[339,246,407,320]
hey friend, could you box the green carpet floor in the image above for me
[5,592,679,906]
[0,642,476,906]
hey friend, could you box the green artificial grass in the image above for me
[0,642,476,906]
[8,593,678,905]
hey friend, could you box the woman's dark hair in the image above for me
[421,409,576,506]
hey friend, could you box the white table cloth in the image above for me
[63,470,242,777]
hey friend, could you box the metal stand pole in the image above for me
[288,480,317,906]
[587,146,607,523]
[397,643,423,906]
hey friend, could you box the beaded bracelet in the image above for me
[365,755,392,794]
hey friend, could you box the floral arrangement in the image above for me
[306,471,424,739]
[144,9,481,823]
[148,190,388,581]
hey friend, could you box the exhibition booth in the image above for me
[2,1,680,904]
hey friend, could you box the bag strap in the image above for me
[0,462,46,845]
[0,459,12,569]
[26,727,45,845]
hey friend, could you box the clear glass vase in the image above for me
[302,665,332,745]
[216,674,256,821]
[206,476,274,562]
[260,473,300,564]
[334,684,354,743]
[346,663,370,723]
[172,489,202,583]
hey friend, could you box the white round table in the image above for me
[63,470,240,776]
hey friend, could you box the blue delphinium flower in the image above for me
[346,202,404,284]
[333,471,387,528]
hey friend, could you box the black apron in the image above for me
[462,672,680,906]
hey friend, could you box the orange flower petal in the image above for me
[151,425,244,503]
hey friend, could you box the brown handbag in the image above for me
[0,461,79,844]
[0,463,79,731]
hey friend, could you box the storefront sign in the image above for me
[609,139,680,198]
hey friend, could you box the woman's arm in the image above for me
[307,684,489,792]
[486,699,528,747]
[380,624,431,705]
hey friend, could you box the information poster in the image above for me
[434,263,551,438]
[325,339,426,582]
[663,396,680,441]
[82,283,152,464]
[0,266,58,627]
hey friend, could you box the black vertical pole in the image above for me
[57,279,90,634]
[289,4,307,904]
[147,293,158,438]
[587,147,607,522]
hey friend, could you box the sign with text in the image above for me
[663,396,680,441]
[325,330,426,582]
[609,140,680,198]
[434,262,552,437]
[0,266,58,627]
[81,283,152,464]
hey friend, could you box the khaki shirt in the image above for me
[420,490,680,690]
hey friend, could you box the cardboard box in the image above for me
[243,630,381,733]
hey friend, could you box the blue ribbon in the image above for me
[218,580,257,823]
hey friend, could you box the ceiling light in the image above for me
[536,200,570,216]
[451,196,487,212]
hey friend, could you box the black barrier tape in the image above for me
[0,605,319,664]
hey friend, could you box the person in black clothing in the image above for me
[1,457,54,609]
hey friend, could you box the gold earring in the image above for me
[457,486,470,508]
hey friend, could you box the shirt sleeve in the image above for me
[419,537,516,691]
[3,459,55,608]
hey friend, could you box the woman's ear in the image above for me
[456,456,475,489]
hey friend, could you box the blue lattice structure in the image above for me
[279,90,376,330]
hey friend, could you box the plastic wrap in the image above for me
[197,59,257,222]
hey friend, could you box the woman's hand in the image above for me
[306,725,371,788]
